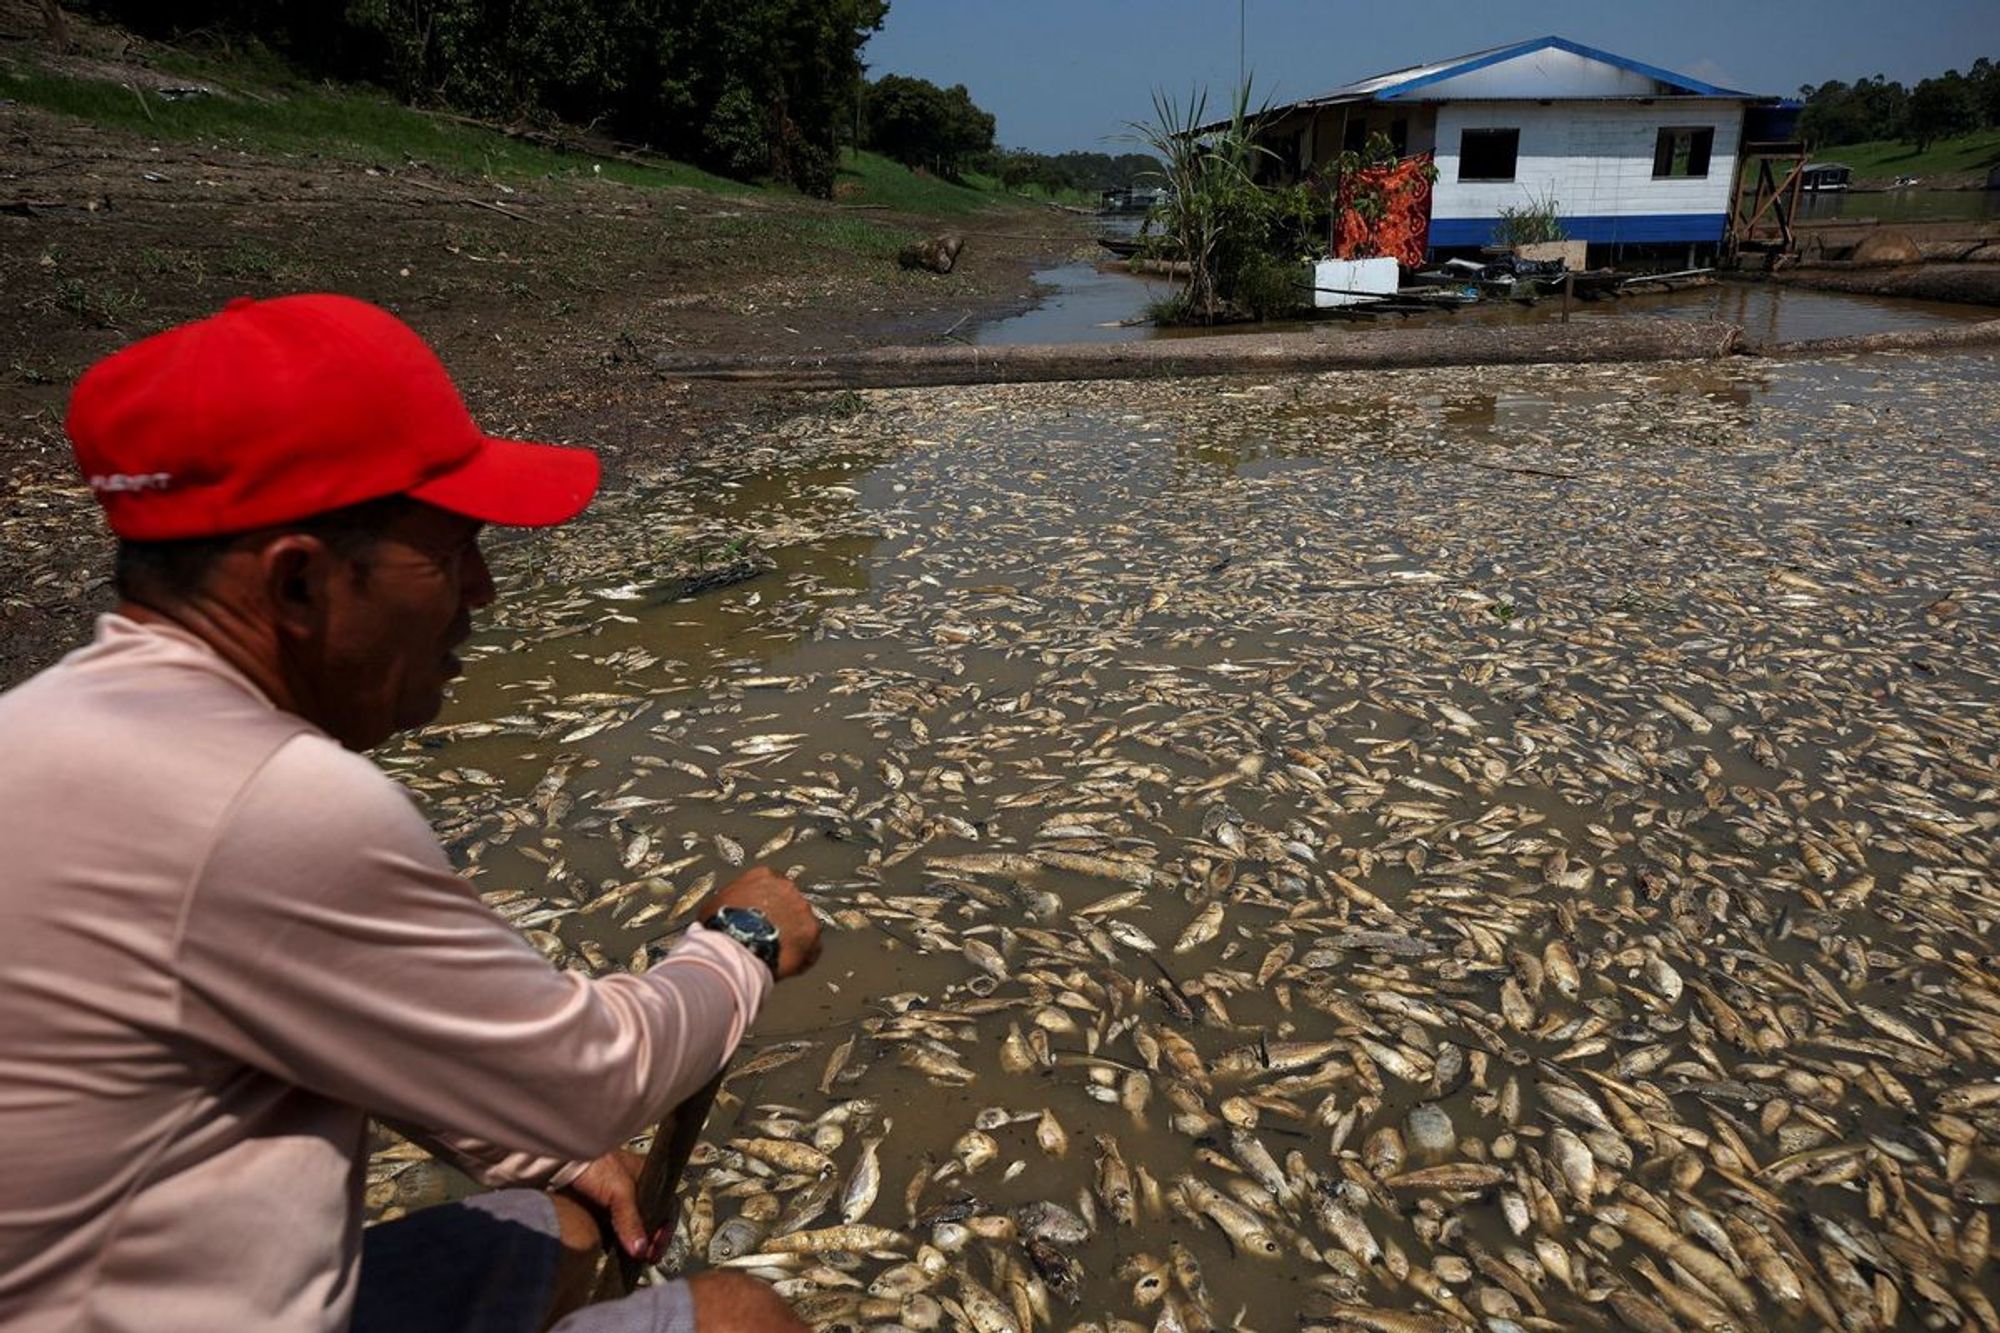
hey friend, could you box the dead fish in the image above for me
[1176,1176,1281,1258]
[839,1133,885,1223]
[758,1224,908,1255]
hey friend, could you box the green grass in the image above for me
[1824,129,2000,182]
[831,150,1012,214]
[975,174,1099,209]
[0,60,750,194]
[745,210,904,261]
[0,53,1055,226]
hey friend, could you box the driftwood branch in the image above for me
[39,0,68,52]
[1463,461,1582,479]
[397,174,536,224]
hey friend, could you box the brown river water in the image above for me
[975,262,1993,350]
[375,352,2000,1331]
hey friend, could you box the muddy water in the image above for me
[1790,189,2000,225]
[1449,280,1993,343]
[975,262,1175,347]
[979,261,1993,349]
[385,354,2000,1329]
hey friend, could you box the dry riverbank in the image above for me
[0,97,1087,685]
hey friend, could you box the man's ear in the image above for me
[259,533,334,640]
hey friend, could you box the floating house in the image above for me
[1798,162,1852,191]
[1243,36,1787,256]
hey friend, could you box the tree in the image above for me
[863,74,994,179]
[1906,74,1978,151]
[74,0,887,197]
[1968,57,2000,128]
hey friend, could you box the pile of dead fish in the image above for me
[378,353,2000,1332]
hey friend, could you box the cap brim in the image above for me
[407,435,600,527]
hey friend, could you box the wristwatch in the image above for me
[701,905,781,977]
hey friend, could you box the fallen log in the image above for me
[1768,263,2000,309]
[653,319,1742,391]
[1750,318,2000,359]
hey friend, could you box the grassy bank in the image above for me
[832,151,1003,214]
[0,59,750,193]
[832,153,1093,215]
[1826,129,2000,183]
[0,51,1040,221]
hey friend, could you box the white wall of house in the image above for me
[1429,99,1743,244]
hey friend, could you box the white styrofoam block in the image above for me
[1312,257,1401,308]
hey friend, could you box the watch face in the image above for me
[710,906,780,969]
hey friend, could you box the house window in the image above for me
[1458,128,1519,182]
[1653,127,1714,178]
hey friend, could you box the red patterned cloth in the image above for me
[1333,152,1434,269]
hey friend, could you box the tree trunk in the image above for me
[39,0,69,52]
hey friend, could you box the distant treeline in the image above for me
[1800,57,2000,152]
[993,150,1164,195]
[858,72,1156,193]
[69,0,888,196]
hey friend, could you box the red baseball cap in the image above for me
[66,293,599,540]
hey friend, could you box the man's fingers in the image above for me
[610,1191,649,1258]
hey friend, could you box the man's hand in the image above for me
[560,1149,661,1261]
[699,866,822,980]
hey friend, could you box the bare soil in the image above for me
[0,100,1088,686]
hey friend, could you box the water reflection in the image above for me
[1789,187,2000,224]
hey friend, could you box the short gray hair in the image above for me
[113,495,420,602]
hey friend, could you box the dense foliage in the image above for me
[860,74,992,180]
[993,150,1162,195]
[1127,85,1324,325]
[1799,57,2000,153]
[70,0,887,196]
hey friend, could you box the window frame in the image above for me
[1652,126,1715,180]
[1456,127,1521,183]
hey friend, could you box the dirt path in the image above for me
[0,102,1089,685]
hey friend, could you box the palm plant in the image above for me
[1124,81,1275,322]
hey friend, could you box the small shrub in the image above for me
[1229,253,1303,321]
[39,278,147,329]
[1144,289,1197,326]
[1495,189,1565,247]
[137,247,207,281]
[218,240,287,281]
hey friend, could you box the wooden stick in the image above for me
[397,174,537,224]
[1463,460,1581,480]
[589,1067,729,1302]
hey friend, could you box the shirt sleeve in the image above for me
[395,1127,586,1192]
[172,734,772,1165]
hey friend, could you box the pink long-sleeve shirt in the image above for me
[0,615,772,1331]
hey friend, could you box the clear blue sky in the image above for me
[861,0,1999,154]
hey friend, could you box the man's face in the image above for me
[315,504,494,750]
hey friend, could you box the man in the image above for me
[0,294,821,1332]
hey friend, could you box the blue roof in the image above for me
[1291,35,1756,107]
